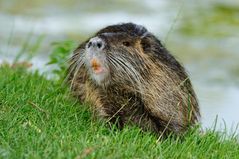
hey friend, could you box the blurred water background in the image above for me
[0,0,239,133]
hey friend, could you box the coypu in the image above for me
[67,23,200,136]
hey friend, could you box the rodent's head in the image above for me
[72,23,160,87]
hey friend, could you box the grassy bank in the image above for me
[0,66,239,159]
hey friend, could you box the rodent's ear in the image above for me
[140,33,165,53]
[140,34,151,52]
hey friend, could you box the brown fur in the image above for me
[67,23,200,135]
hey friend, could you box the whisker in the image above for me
[70,58,85,90]
[113,55,145,87]
[108,53,144,96]
[66,50,85,90]
[61,50,84,86]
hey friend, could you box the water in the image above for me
[0,0,239,134]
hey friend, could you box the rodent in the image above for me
[67,23,200,136]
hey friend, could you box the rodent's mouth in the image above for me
[90,58,104,74]
[88,57,109,86]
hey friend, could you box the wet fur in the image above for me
[67,23,200,135]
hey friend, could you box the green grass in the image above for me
[0,66,239,159]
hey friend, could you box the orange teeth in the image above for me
[91,58,103,74]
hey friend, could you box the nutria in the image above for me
[67,23,200,136]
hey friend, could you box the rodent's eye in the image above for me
[122,41,130,47]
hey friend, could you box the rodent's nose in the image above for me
[87,37,104,50]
